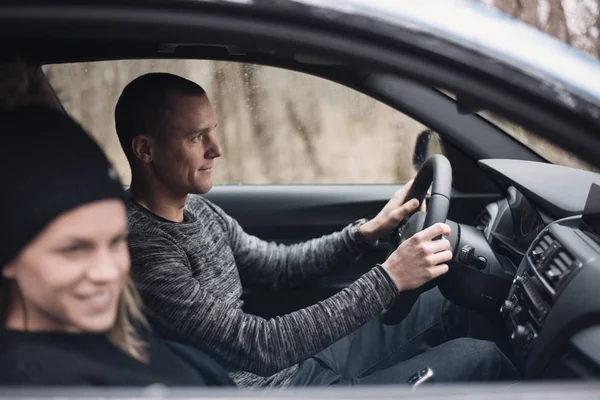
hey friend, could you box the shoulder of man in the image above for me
[187,194,224,215]
[124,207,184,257]
[125,205,167,238]
[187,195,233,227]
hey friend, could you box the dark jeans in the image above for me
[290,287,520,386]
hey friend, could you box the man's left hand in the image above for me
[359,179,427,242]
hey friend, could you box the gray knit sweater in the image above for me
[127,194,398,388]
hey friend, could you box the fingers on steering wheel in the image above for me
[416,223,451,242]
[430,250,453,265]
[426,237,452,253]
[429,263,450,278]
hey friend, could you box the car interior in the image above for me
[3,2,600,392]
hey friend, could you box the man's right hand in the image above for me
[381,223,453,292]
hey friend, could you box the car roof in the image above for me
[283,0,600,110]
[3,0,600,165]
[6,0,598,119]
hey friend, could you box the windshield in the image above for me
[478,111,598,172]
[437,88,597,172]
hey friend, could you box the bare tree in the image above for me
[493,0,540,28]
[546,0,571,43]
[595,11,600,57]
[490,0,600,58]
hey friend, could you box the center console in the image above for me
[502,227,581,357]
[502,216,600,377]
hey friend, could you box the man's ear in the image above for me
[131,135,154,163]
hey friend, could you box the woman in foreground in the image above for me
[0,105,232,386]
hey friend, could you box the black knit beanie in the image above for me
[0,105,125,269]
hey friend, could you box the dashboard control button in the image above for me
[459,245,475,263]
[526,331,534,342]
[458,246,487,269]
[511,324,529,341]
[513,275,525,287]
[529,275,543,291]
[474,256,487,270]
[545,267,562,283]
[531,246,544,262]
[501,300,514,316]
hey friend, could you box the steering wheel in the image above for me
[381,154,453,325]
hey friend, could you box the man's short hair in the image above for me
[114,73,207,165]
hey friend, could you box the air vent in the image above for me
[531,234,578,292]
[476,210,492,232]
[542,249,575,290]
[539,233,554,252]
[530,233,556,264]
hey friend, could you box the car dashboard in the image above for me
[475,186,547,279]
[476,160,600,379]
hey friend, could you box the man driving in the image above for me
[117,73,519,388]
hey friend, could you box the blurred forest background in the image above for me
[45,0,600,185]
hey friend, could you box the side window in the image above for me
[44,60,444,184]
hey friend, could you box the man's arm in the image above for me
[129,233,398,377]
[219,207,370,290]
[203,180,423,290]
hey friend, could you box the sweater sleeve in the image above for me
[204,199,373,290]
[129,233,397,377]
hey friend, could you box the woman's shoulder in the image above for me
[0,330,79,361]
[0,330,124,386]
[0,330,225,387]
[0,334,86,385]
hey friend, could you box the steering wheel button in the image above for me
[475,256,487,270]
[459,245,475,263]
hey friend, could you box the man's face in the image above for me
[151,94,222,195]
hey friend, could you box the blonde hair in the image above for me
[107,277,150,363]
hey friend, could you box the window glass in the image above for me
[44,60,443,184]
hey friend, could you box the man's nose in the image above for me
[205,132,222,159]
[87,249,122,283]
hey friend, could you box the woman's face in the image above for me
[2,199,130,333]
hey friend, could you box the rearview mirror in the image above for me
[413,129,432,170]
[413,129,445,171]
